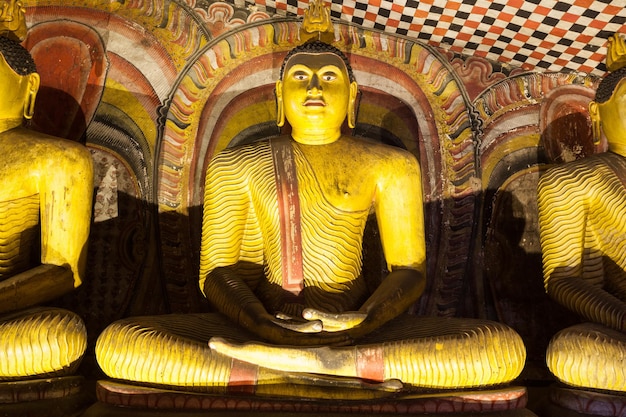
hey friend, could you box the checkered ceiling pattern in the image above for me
[237,0,626,76]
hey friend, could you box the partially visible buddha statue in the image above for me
[96,35,525,397]
[0,2,94,381]
[538,33,626,392]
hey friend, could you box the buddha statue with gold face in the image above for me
[0,0,93,381]
[538,33,626,392]
[96,2,525,397]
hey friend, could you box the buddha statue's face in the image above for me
[592,78,626,148]
[278,52,356,138]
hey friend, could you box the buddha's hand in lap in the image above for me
[255,313,354,346]
[273,312,323,333]
[302,308,367,332]
[274,309,366,333]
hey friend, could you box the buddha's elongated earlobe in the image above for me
[24,91,35,120]
[589,101,601,144]
[347,81,358,129]
[23,73,40,120]
[275,80,285,127]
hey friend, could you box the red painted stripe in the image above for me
[272,137,304,296]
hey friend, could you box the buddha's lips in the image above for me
[304,99,325,107]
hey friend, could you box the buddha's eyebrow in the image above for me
[286,64,312,73]
[319,64,343,71]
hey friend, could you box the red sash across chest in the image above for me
[271,137,304,297]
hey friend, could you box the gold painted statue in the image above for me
[538,33,626,392]
[96,39,525,397]
[0,10,94,380]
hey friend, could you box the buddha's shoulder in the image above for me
[339,136,419,170]
[543,153,622,178]
[212,140,273,159]
[538,153,626,198]
[0,128,92,167]
[207,140,274,176]
[345,135,414,153]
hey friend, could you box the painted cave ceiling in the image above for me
[223,0,626,76]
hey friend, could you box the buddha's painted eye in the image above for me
[321,72,337,81]
[292,71,308,81]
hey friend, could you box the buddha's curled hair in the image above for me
[279,40,355,83]
[0,36,36,76]
[595,66,626,104]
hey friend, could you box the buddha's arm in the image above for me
[356,155,426,335]
[39,146,94,288]
[546,273,626,331]
[203,265,277,333]
[539,170,626,331]
[199,157,278,338]
[308,153,427,338]
[0,143,93,314]
[0,265,74,314]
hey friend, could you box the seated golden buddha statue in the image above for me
[96,37,526,398]
[0,3,94,382]
[538,33,626,393]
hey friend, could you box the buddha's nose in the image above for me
[307,74,321,94]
